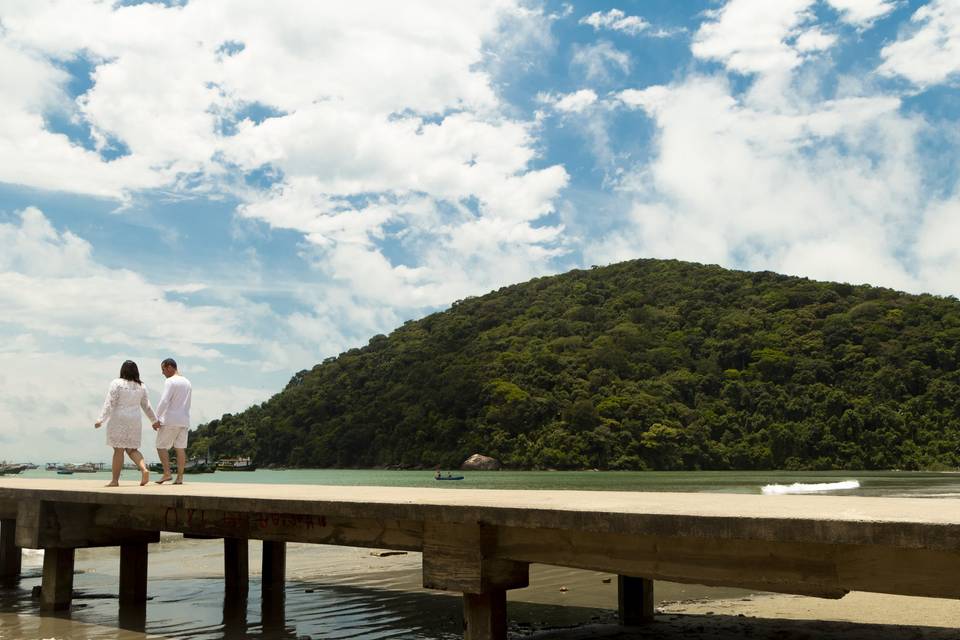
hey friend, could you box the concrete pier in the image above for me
[2,479,960,638]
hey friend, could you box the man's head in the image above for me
[161,358,178,378]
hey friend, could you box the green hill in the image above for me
[189,259,960,471]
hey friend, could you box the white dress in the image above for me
[97,379,157,449]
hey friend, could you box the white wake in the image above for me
[761,480,860,495]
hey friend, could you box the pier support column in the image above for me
[119,541,149,607]
[0,519,21,578]
[261,541,287,632]
[261,540,286,596]
[618,575,654,625]
[422,522,528,640]
[40,547,75,610]
[261,540,286,629]
[224,538,248,598]
[463,590,507,640]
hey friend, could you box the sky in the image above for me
[1,0,959,463]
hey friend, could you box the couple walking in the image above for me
[94,358,192,487]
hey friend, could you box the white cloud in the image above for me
[597,74,932,293]
[580,9,650,36]
[571,41,631,81]
[0,207,252,356]
[0,1,547,201]
[549,89,600,113]
[915,198,960,295]
[825,0,897,27]
[878,0,960,87]
[0,0,571,376]
[693,0,836,75]
[794,27,838,52]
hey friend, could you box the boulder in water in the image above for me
[461,453,501,471]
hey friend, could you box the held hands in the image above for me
[152,421,161,431]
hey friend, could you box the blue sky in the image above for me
[1,0,958,461]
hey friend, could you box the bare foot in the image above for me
[155,476,172,484]
[173,479,183,485]
[105,482,119,487]
[140,469,150,486]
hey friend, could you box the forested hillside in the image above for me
[189,259,960,470]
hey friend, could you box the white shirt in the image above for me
[156,374,192,428]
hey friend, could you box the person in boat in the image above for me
[94,360,155,487]
[152,358,192,485]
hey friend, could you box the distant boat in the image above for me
[155,460,216,474]
[55,463,98,474]
[46,462,58,471]
[149,459,216,474]
[0,463,28,475]
[216,457,256,471]
[435,475,465,481]
[184,459,216,474]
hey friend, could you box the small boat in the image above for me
[435,475,465,481]
[148,459,216,474]
[216,457,256,471]
[56,468,74,475]
[0,463,28,475]
[46,462,59,471]
[183,459,216,474]
[72,463,99,473]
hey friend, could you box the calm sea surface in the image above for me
[3,469,959,639]
[14,467,960,496]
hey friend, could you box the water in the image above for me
[4,469,960,639]
[16,467,960,497]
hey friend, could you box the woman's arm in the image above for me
[96,380,120,426]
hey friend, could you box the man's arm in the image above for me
[154,378,172,428]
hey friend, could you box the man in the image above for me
[152,358,192,485]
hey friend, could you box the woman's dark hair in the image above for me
[119,360,142,385]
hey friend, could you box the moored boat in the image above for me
[216,457,256,471]
[149,459,217,474]
[183,459,216,474]
[0,463,29,475]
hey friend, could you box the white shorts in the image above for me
[156,425,188,450]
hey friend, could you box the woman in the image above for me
[94,360,155,486]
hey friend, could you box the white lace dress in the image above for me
[97,379,157,449]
